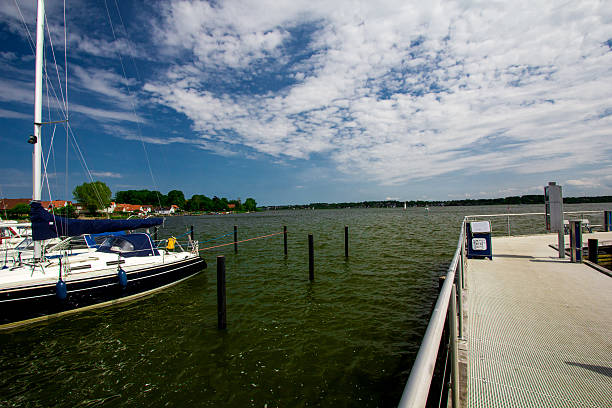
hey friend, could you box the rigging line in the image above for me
[35,27,71,206]
[42,48,73,205]
[0,189,9,220]
[40,66,105,214]
[103,0,163,211]
[63,0,69,207]
[63,0,68,119]
[41,73,61,237]
[112,0,142,81]
[65,122,109,211]
[12,0,35,55]
[41,131,62,239]
[44,68,60,201]
[42,124,58,193]
[44,13,67,112]
[113,0,172,209]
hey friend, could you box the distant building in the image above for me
[0,198,31,210]
[42,200,72,209]
[0,198,72,211]
[103,202,117,214]
[155,204,179,215]
[113,203,152,214]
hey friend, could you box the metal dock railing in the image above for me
[398,210,612,408]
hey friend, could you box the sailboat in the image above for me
[0,0,206,329]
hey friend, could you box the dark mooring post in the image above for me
[217,256,227,329]
[190,225,194,242]
[283,226,288,256]
[308,234,314,281]
[344,226,349,258]
[234,225,238,254]
[588,239,599,263]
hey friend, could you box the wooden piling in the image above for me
[190,225,194,242]
[283,226,288,256]
[588,239,599,263]
[344,226,349,258]
[308,234,314,281]
[217,256,227,329]
[234,225,238,253]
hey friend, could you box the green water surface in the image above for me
[1,204,608,407]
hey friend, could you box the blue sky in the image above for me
[1,0,611,206]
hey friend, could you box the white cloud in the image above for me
[71,66,137,110]
[91,171,122,179]
[143,0,612,187]
[0,108,29,119]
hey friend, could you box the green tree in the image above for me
[228,199,242,211]
[167,190,186,209]
[244,198,257,212]
[115,189,165,206]
[52,205,77,218]
[10,203,30,218]
[186,194,213,211]
[73,181,112,214]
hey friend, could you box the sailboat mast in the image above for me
[33,0,45,259]
[33,0,44,201]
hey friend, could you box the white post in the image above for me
[33,0,45,259]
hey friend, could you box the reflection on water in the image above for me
[1,204,609,407]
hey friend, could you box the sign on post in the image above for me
[545,182,564,258]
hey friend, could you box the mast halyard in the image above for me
[32,0,45,259]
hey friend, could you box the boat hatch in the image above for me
[96,234,159,258]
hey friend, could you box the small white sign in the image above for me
[472,238,487,251]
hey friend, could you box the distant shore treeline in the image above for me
[262,195,612,210]
[115,189,257,212]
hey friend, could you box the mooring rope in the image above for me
[199,231,285,252]
[156,230,234,247]
[198,231,234,244]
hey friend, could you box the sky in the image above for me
[0,0,611,206]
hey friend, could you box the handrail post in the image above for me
[507,214,510,236]
[450,284,460,408]
[461,220,467,290]
[456,266,464,340]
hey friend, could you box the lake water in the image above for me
[1,204,609,407]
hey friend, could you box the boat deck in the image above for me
[465,232,612,408]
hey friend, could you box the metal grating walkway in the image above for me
[466,232,612,408]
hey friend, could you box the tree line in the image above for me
[69,182,257,215]
[115,190,256,212]
[263,195,612,210]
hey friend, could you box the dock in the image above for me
[464,232,612,407]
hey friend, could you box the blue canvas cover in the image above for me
[96,233,159,257]
[30,201,162,241]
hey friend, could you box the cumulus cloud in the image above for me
[141,0,611,186]
[71,66,137,110]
